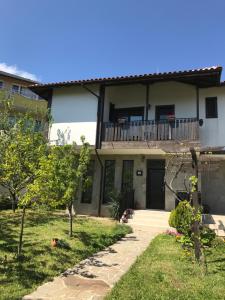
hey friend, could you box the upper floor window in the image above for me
[0,81,4,89]
[11,84,20,94]
[112,107,144,123]
[205,97,218,118]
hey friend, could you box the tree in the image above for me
[0,100,48,256]
[26,136,91,237]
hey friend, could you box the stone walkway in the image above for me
[23,224,166,300]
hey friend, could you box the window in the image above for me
[11,84,20,94]
[205,97,218,118]
[0,81,4,89]
[121,160,134,192]
[114,107,144,123]
[81,160,95,203]
[103,160,115,203]
[155,105,175,121]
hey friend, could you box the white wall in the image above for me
[104,84,146,121]
[50,85,99,145]
[104,81,197,122]
[199,86,225,148]
[148,81,197,119]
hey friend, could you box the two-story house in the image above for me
[30,66,225,216]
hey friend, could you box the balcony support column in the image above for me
[196,86,199,121]
[145,84,150,121]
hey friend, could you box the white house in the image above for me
[31,66,225,216]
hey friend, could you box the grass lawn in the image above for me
[0,209,131,300]
[107,234,225,300]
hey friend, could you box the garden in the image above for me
[107,200,225,300]
[0,209,130,300]
[0,101,130,299]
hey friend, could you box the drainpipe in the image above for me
[80,84,104,217]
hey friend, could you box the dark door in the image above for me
[146,160,165,209]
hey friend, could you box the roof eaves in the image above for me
[30,66,222,89]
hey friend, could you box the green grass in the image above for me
[0,209,131,300]
[107,234,225,300]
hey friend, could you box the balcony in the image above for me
[102,118,199,143]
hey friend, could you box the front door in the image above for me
[146,160,165,209]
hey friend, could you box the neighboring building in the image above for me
[30,66,225,216]
[0,70,47,114]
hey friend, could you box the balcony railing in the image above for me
[103,118,199,142]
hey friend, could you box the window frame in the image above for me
[0,81,4,89]
[81,160,95,204]
[103,160,116,204]
[205,97,218,119]
[121,160,134,192]
[11,84,21,94]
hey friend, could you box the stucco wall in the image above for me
[50,85,99,145]
[148,81,197,119]
[73,154,195,217]
[104,81,197,122]
[199,86,225,148]
[201,160,225,214]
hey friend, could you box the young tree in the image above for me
[26,136,91,237]
[0,101,48,256]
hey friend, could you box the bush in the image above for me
[168,209,176,228]
[169,200,193,234]
[109,190,121,220]
[200,226,216,246]
[0,195,12,210]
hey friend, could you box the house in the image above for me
[30,66,225,216]
[0,70,47,115]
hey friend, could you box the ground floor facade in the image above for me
[74,152,225,217]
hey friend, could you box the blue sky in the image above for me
[1,0,225,82]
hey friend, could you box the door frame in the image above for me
[146,159,165,209]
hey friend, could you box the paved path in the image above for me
[23,224,166,300]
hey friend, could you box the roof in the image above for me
[0,70,37,83]
[30,66,222,100]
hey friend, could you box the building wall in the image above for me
[104,81,197,122]
[199,86,225,148]
[74,154,194,217]
[201,160,225,214]
[104,84,146,121]
[50,85,99,145]
[148,81,197,119]
[0,75,33,89]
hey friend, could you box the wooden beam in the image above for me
[145,84,149,121]
[196,86,199,121]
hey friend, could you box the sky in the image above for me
[1,0,225,83]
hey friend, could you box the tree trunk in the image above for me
[192,191,202,261]
[11,192,17,213]
[68,204,73,237]
[17,207,26,257]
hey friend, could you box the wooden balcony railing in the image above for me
[103,118,199,142]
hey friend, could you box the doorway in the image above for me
[146,160,165,209]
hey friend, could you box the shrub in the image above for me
[200,226,216,246]
[168,209,176,228]
[169,200,193,234]
[109,190,121,221]
[0,195,12,210]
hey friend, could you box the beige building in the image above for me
[0,70,47,113]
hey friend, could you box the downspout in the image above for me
[80,84,105,216]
